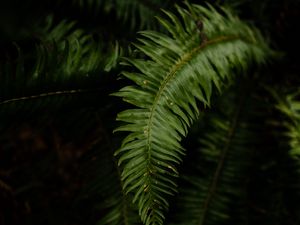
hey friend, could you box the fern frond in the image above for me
[275,89,300,168]
[114,3,272,225]
[0,18,120,112]
[260,88,300,224]
[36,16,121,74]
[166,86,257,225]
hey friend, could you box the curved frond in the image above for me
[114,3,272,225]
[166,87,257,225]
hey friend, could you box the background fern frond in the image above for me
[32,16,121,74]
[114,3,272,224]
[239,86,300,225]
[0,18,120,115]
[275,89,300,181]
[276,89,300,223]
[166,83,260,225]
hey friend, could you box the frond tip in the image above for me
[114,3,272,225]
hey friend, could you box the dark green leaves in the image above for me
[114,3,272,225]
[0,18,120,111]
[275,90,300,164]
[167,88,257,225]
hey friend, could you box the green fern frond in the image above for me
[275,89,300,165]
[0,18,120,111]
[264,88,300,224]
[167,86,257,225]
[36,16,121,74]
[114,3,272,225]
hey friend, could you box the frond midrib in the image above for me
[0,88,103,106]
[145,34,249,173]
[198,91,246,225]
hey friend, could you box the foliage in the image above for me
[0,0,299,225]
[113,3,271,224]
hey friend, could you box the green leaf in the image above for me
[167,87,257,225]
[0,18,121,113]
[114,3,272,225]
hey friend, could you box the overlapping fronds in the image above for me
[166,87,257,225]
[114,3,272,224]
[0,18,120,114]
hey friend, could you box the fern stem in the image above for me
[0,88,103,105]
[198,88,246,225]
[143,36,252,216]
[146,35,242,172]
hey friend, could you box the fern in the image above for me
[114,3,272,224]
[275,89,300,176]
[167,84,260,225]
[260,88,300,224]
[3,1,298,225]
[0,18,120,112]
[276,91,300,150]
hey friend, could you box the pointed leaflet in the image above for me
[114,3,272,225]
[167,86,261,225]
